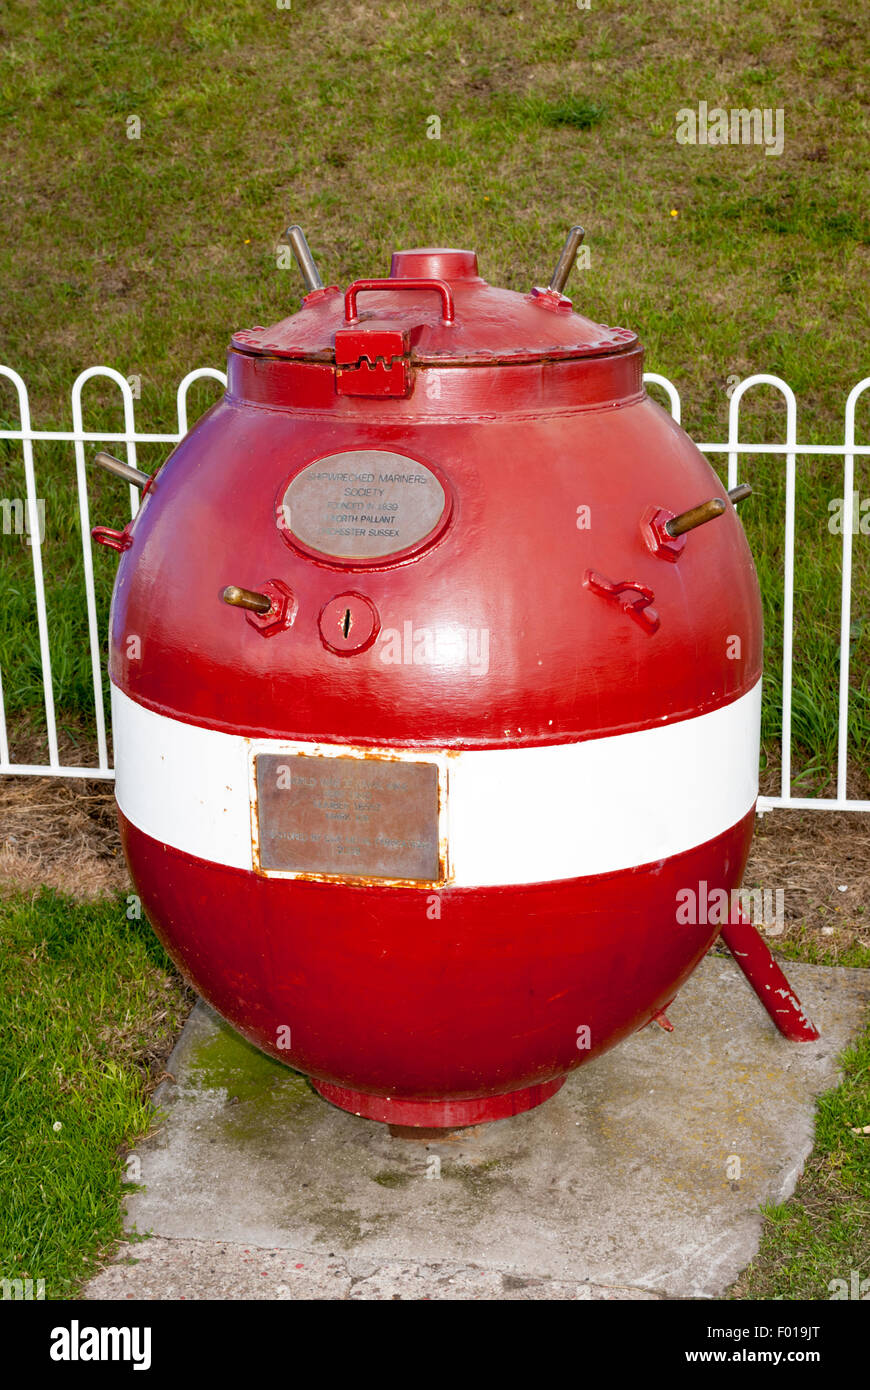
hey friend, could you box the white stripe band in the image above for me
[112,681,760,887]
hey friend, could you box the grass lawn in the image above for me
[0,888,190,1299]
[0,0,867,783]
[0,0,867,1300]
[731,1015,870,1300]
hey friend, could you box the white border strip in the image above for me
[111,681,761,887]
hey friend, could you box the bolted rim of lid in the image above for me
[232,245,638,366]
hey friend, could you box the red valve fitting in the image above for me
[92,525,133,553]
[242,580,296,637]
[529,285,573,312]
[584,569,660,634]
[641,505,687,562]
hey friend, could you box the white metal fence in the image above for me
[1,364,868,813]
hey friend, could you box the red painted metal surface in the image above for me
[104,237,819,1127]
[719,913,820,1042]
[311,1078,567,1127]
[119,809,756,1097]
[108,394,763,742]
[231,248,636,363]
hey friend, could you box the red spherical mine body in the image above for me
[108,245,765,1127]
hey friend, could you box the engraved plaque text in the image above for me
[280,450,447,561]
[255,753,441,882]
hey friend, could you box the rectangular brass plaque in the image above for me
[255,753,441,882]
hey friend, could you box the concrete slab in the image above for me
[84,1236,659,1301]
[86,957,869,1301]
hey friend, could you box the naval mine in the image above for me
[92,226,818,1128]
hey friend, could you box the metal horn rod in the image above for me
[665,497,726,537]
[221,585,272,615]
[547,225,585,296]
[728,483,753,505]
[92,451,150,489]
[285,224,324,294]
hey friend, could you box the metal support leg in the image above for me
[719,912,820,1042]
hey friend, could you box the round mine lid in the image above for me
[232,246,637,366]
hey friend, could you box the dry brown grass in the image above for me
[745,807,870,962]
[0,719,126,902]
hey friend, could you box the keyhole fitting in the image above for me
[318,592,379,656]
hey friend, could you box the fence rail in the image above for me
[1,365,868,813]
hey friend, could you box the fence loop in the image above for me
[176,369,227,437]
[70,367,145,771]
[723,375,799,801]
[643,372,681,424]
[835,377,870,800]
[0,365,58,765]
[726,374,797,490]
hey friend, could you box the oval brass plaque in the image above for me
[280,450,447,562]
